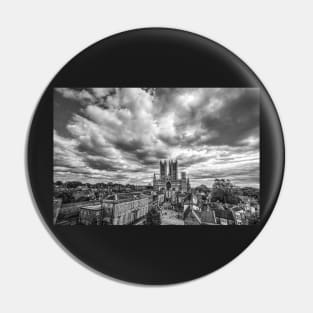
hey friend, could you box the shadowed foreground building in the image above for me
[102,194,150,225]
[77,195,151,226]
[79,205,104,225]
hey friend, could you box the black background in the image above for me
[27,28,284,284]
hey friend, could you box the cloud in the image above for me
[55,88,95,106]
[199,89,259,146]
[55,88,116,107]
[54,88,260,187]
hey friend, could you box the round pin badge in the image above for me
[27,28,284,284]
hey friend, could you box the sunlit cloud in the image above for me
[54,88,259,187]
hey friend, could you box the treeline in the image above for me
[210,179,259,205]
[55,181,104,189]
[241,187,259,200]
[53,190,97,204]
[54,181,148,189]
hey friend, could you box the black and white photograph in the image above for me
[54,88,260,225]
[5,0,313,311]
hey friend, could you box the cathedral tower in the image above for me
[187,177,191,192]
[169,160,178,181]
[160,160,167,180]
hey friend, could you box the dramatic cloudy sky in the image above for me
[54,88,259,187]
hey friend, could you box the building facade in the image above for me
[102,194,151,225]
[153,160,190,194]
[79,205,104,225]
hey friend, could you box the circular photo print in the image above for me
[28,28,284,284]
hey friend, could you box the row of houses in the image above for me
[78,192,165,226]
[183,193,260,225]
[186,206,260,225]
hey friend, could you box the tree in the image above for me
[65,181,82,189]
[211,178,240,204]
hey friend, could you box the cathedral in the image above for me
[153,160,190,193]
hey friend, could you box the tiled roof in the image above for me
[212,208,235,220]
[183,206,191,219]
[184,207,216,224]
[199,210,216,224]
[81,205,103,211]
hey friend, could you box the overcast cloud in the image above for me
[54,88,259,187]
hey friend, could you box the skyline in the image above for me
[54,88,260,188]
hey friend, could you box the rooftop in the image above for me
[80,205,103,211]
[212,208,235,220]
[104,192,150,203]
[198,210,216,224]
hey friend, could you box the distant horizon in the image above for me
[54,88,260,189]
[54,178,260,189]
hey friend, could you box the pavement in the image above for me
[161,209,184,225]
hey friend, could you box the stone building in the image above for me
[102,193,151,225]
[79,205,104,225]
[153,160,190,194]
